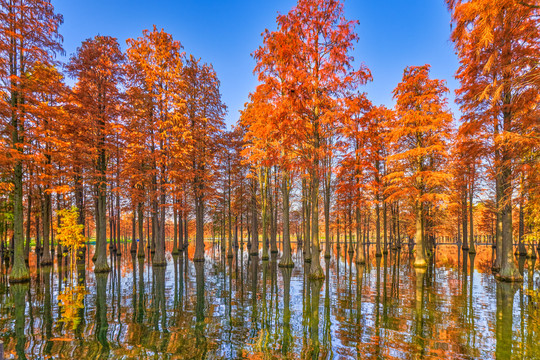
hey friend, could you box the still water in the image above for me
[0,245,539,359]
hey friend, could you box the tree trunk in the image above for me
[137,202,145,258]
[383,202,388,254]
[94,168,110,273]
[356,206,364,264]
[260,167,269,260]
[227,160,233,258]
[41,191,52,265]
[184,213,188,249]
[469,179,476,254]
[496,90,521,281]
[309,171,323,279]
[462,185,469,251]
[172,204,178,255]
[324,174,331,259]
[413,200,427,268]
[178,207,184,251]
[10,159,29,282]
[279,171,293,268]
[376,202,381,257]
[249,177,259,256]
[24,182,32,261]
[131,209,138,254]
[518,175,527,256]
[496,158,521,281]
[193,192,205,262]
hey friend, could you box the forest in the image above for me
[0,0,539,358]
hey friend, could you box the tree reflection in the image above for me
[414,267,426,357]
[280,266,293,356]
[309,279,323,359]
[496,282,517,359]
[195,261,207,358]
[137,257,145,324]
[95,272,110,358]
[323,259,332,353]
[152,265,167,334]
[13,283,29,360]
[43,267,53,356]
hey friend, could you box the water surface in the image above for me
[0,245,538,359]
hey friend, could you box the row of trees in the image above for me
[0,0,226,281]
[239,0,539,282]
[0,0,537,284]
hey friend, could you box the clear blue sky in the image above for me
[54,0,460,127]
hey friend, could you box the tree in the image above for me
[183,56,226,262]
[66,35,124,273]
[387,65,453,268]
[125,26,186,266]
[250,0,371,279]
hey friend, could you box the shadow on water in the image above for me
[1,245,540,358]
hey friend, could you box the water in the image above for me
[0,245,539,359]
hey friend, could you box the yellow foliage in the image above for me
[55,206,86,253]
[58,285,87,330]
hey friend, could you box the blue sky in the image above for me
[54,0,460,127]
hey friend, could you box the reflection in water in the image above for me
[496,282,516,359]
[95,272,110,358]
[281,266,293,356]
[13,283,28,360]
[195,261,207,358]
[1,247,540,358]
[414,266,426,357]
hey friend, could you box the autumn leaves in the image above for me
[242,0,453,276]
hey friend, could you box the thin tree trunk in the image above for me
[309,170,323,279]
[414,200,427,268]
[137,202,145,258]
[469,178,476,254]
[279,171,293,268]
